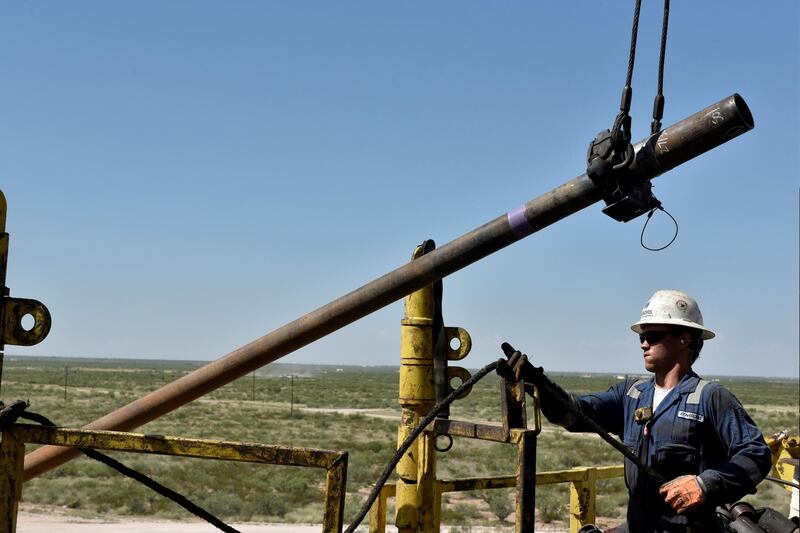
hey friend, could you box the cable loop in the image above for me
[640,206,679,251]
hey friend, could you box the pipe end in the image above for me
[731,93,754,132]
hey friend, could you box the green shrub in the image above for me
[441,503,481,524]
[199,491,243,518]
[481,489,513,522]
[536,486,567,524]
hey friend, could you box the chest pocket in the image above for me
[652,380,709,477]
[653,380,708,479]
[664,410,703,448]
[654,442,701,477]
[669,380,709,445]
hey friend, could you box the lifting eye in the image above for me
[2,297,51,346]
[20,313,35,332]
[434,434,453,453]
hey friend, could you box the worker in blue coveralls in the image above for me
[502,289,772,533]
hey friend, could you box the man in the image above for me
[502,289,772,532]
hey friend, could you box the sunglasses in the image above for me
[638,330,672,345]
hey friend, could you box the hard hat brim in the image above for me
[630,319,716,340]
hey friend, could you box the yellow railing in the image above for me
[370,465,624,533]
[0,424,348,533]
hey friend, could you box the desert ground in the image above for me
[16,511,571,533]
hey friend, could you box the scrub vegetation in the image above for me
[2,356,797,528]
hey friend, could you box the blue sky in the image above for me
[1,2,797,377]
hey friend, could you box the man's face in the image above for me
[639,325,684,373]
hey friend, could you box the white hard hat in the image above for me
[630,289,715,340]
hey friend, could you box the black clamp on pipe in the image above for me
[587,129,662,223]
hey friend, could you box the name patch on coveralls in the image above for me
[677,411,704,422]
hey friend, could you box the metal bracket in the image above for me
[446,366,473,400]
[1,298,51,347]
[0,190,52,350]
[422,239,475,417]
[500,374,527,439]
[444,327,471,361]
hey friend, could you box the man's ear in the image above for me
[678,330,692,347]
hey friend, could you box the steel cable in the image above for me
[611,0,643,146]
[651,0,671,135]
[624,0,643,89]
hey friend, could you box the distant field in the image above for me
[2,356,798,529]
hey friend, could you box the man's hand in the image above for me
[497,342,544,383]
[659,475,705,513]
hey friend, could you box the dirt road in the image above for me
[16,512,570,532]
[16,513,320,532]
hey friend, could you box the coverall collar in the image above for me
[635,369,701,396]
[636,370,702,417]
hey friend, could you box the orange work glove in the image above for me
[659,475,705,513]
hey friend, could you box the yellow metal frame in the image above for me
[0,424,348,533]
[766,432,799,494]
[370,465,624,533]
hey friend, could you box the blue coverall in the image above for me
[558,370,772,532]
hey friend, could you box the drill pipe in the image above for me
[23,94,754,480]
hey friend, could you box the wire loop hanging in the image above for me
[640,205,679,251]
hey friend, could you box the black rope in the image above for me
[640,205,679,251]
[765,475,800,490]
[531,378,668,485]
[8,406,241,533]
[651,0,671,135]
[0,400,29,428]
[344,360,501,533]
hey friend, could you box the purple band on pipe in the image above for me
[507,204,535,239]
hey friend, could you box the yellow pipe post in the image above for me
[0,430,24,533]
[569,467,598,532]
[416,429,437,531]
[396,244,437,533]
[369,485,394,533]
[433,482,443,532]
